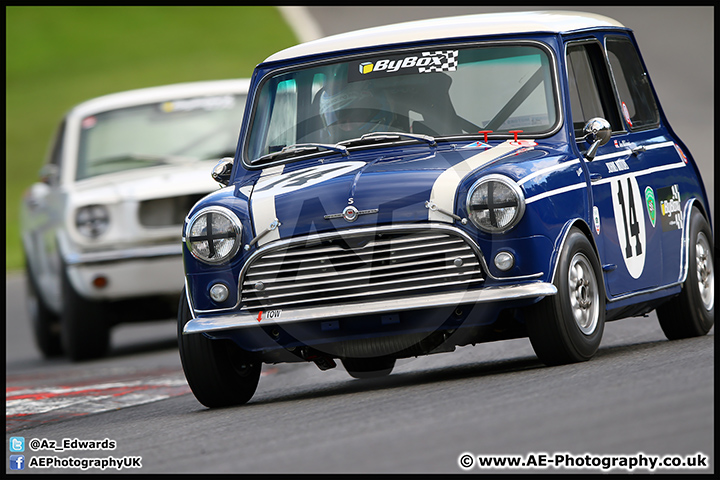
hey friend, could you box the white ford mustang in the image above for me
[21,79,250,360]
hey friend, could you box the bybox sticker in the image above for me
[657,184,682,231]
[349,50,458,81]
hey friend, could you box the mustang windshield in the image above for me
[246,44,558,165]
[77,94,246,180]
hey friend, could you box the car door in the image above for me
[565,37,665,297]
[23,118,66,311]
[602,35,686,290]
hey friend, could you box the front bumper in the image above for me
[65,244,184,300]
[183,281,556,334]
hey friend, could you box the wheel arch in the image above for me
[679,198,714,285]
[549,218,603,287]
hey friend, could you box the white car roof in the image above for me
[265,10,626,63]
[68,79,251,119]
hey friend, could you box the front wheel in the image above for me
[527,228,606,366]
[60,261,110,361]
[25,259,63,358]
[657,209,714,339]
[178,288,261,408]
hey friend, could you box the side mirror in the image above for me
[39,164,59,185]
[582,117,611,161]
[211,157,234,186]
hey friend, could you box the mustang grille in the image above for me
[139,194,206,227]
[240,228,484,311]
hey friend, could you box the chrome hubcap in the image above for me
[695,232,714,311]
[568,253,599,335]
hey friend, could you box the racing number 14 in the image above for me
[617,178,642,258]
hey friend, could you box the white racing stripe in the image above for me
[518,158,581,185]
[248,161,366,247]
[591,159,686,186]
[523,160,685,205]
[522,142,683,204]
[525,182,586,204]
[429,140,523,222]
[250,165,285,246]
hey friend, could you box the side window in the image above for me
[48,119,66,167]
[606,36,660,131]
[40,119,65,185]
[565,42,622,139]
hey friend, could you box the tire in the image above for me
[527,228,606,366]
[25,259,63,358]
[60,261,111,361]
[177,288,261,408]
[657,209,714,339]
[341,356,396,379]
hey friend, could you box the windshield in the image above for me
[246,43,558,166]
[77,93,246,180]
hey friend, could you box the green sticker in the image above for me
[645,186,656,228]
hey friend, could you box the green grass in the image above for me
[6,6,298,272]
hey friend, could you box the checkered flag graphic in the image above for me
[418,50,459,73]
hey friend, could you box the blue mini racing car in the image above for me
[178,11,713,407]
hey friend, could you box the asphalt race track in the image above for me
[6,7,713,474]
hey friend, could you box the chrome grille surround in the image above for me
[238,224,486,313]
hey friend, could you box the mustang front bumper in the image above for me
[64,243,184,300]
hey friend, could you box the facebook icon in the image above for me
[10,455,25,470]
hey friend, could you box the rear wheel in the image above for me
[527,228,605,366]
[178,288,261,408]
[341,356,396,379]
[60,261,111,361]
[657,209,714,339]
[25,259,63,357]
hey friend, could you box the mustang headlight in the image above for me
[466,175,525,233]
[75,205,110,238]
[185,206,242,264]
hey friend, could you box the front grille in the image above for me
[240,227,484,312]
[139,194,206,227]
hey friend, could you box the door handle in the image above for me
[631,145,646,155]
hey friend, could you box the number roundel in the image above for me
[610,176,646,279]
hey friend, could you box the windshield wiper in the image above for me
[254,142,348,164]
[339,131,437,147]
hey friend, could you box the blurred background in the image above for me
[5,6,298,272]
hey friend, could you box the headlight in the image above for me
[75,205,110,238]
[185,206,242,264]
[466,175,525,233]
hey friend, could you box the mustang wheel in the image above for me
[341,356,396,379]
[657,209,714,339]
[178,288,261,408]
[528,227,605,365]
[25,258,63,357]
[60,261,111,361]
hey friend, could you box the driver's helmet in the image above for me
[319,82,394,138]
